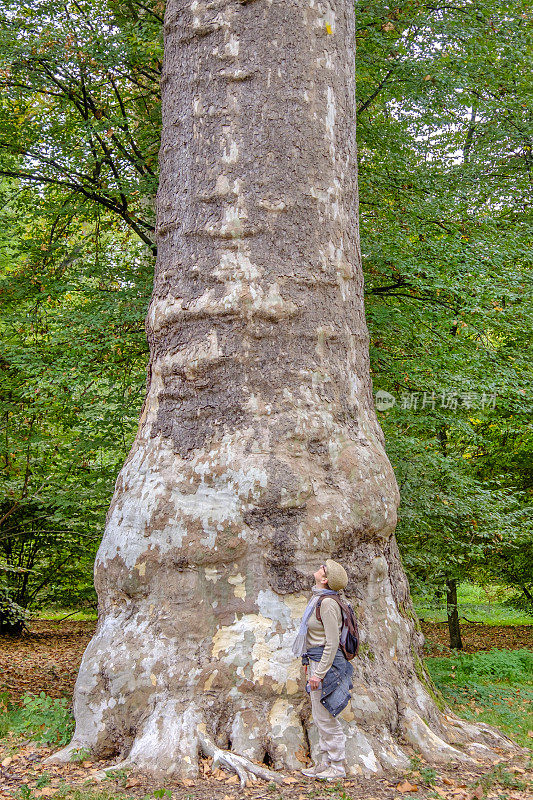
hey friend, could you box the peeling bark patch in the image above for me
[243,505,307,594]
[153,359,248,457]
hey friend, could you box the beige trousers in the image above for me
[308,660,346,763]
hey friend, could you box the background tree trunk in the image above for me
[446,578,463,650]
[49,0,515,779]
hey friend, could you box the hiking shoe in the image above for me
[314,764,346,781]
[301,759,329,778]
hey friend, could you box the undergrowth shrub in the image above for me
[0,587,29,634]
[0,691,73,746]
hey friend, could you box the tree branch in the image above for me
[358,69,394,115]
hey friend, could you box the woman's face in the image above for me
[313,564,328,585]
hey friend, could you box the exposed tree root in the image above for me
[92,760,133,781]
[400,708,477,765]
[197,730,285,787]
[46,731,286,786]
[44,741,91,766]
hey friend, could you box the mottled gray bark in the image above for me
[48,0,516,779]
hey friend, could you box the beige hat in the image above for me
[325,559,348,591]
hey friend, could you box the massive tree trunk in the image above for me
[50,0,515,779]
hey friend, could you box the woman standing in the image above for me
[292,559,353,781]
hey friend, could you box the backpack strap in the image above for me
[316,594,344,622]
[316,596,359,650]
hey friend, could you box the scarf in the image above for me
[291,586,338,656]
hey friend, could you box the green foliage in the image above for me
[432,648,533,683]
[409,754,422,772]
[426,649,533,748]
[15,786,33,800]
[70,747,92,763]
[0,0,162,250]
[0,584,29,633]
[419,767,437,786]
[355,0,533,601]
[0,169,151,618]
[0,3,157,627]
[0,0,530,619]
[0,691,74,746]
[35,773,52,789]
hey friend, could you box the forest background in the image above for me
[0,0,531,645]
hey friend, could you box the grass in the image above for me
[425,648,533,748]
[413,581,533,625]
[36,609,98,622]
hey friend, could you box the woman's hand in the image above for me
[309,675,322,691]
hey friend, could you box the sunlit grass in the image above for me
[413,582,533,625]
[36,609,97,622]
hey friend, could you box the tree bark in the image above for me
[48,0,517,779]
[446,578,463,650]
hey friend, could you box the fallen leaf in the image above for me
[443,777,455,785]
[222,795,235,800]
[434,788,447,798]
[182,778,195,787]
[295,749,308,765]
[226,775,239,784]
[396,781,419,793]
[283,776,298,785]
[472,787,483,800]
[1,757,12,768]
[527,730,533,739]
[38,790,58,798]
